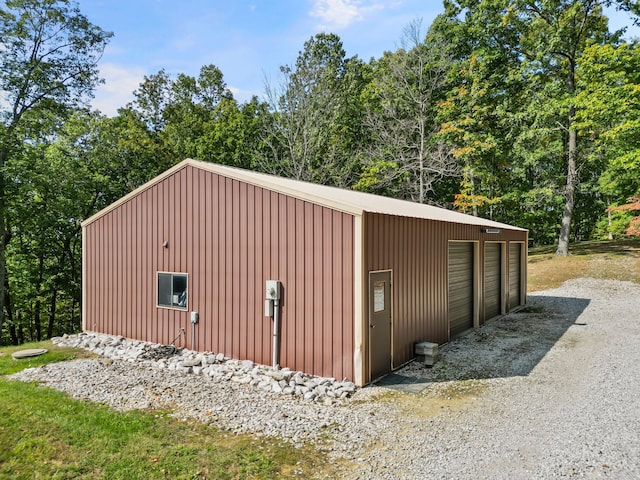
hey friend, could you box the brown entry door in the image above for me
[369,271,392,381]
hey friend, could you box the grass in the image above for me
[0,341,340,479]
[528,238,640,291]
[0,341,95,375]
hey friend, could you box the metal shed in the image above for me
[82,159,528,386]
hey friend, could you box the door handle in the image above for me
[370,324,375,328]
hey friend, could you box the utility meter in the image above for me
[265,280,281,300]
[190,311,199,324]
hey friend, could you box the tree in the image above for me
[0,0,112,333]
[574,42,640,237]
[433,0,539,226]
[357,20,459,204]
[609,197,640,236]
[513,0,614,255]
[434,0,639,251]
[260,33,367,187]
[126,64,264,169]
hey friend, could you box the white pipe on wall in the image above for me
[273,299,280,369]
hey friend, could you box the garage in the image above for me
[483,242,502,323]
[509,243,522,309]
[82,159,528,386]
[448,242,475,338]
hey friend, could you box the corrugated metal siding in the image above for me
[509,242,523,309]
[362,213,527,381]
[83,164,355,381]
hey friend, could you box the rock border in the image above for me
[52,333,357,405]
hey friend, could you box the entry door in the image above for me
[369,271,392,381]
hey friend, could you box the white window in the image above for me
[157,272,188,309]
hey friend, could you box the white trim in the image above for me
[156,271,189,311]
[353,216,364,386]
[82,159,528,233]
[81,225,87,332]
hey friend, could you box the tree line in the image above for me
[1,0,640,345]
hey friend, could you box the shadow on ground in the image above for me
[377,295,590,392]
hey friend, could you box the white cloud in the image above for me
[92,63,147,116]
[310,0,384,30]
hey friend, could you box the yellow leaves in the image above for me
[453,192,499,211]
[438,122,463,135]
[452,146,475,158]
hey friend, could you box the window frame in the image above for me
[157,271,188,310]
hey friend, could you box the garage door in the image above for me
[449,242,474,338]
[484,243,502,323]
[509,243,522,309]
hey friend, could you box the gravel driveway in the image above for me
[11,278,640,479]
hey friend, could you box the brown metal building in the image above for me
[82,159,528,386]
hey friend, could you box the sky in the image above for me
[77,0,640,117]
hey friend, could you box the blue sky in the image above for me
[77,0,639,116]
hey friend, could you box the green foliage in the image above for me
[594,210,634,239]
[0,344,336,478]
[0,341,92,375]
[259,33,367,187]
[3,1,640,342]
[0,379,312,479]
[575,42,640,211]
[1,0,112,344]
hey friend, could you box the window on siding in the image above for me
[157,272,188,309]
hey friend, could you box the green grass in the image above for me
[0,341,95,375]
[0,342,341,479]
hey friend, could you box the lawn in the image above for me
[527,238,640,291]
[0,342,341,479]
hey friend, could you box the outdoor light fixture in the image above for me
[481,228,501,234]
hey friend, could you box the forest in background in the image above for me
[2,0,640,345]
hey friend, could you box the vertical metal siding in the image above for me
[509,242,524,309]
[83,165,355,381]
[363,213,528,380]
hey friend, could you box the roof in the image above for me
[82,158,527,232]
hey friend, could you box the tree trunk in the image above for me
[556,61,577,257]
[4,277,16,345]
[47,287,58,339]
[33,253,45,341]
[17,314,24,344]
[34,299,42,342]
[0,128,18,343]
[0,160,6,333]
[607,202,613,240]
[556,126,577,256]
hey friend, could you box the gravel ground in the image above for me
[10,277,640,479]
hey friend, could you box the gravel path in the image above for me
[10,278,640,479]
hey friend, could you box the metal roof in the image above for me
[82,158,528,232]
